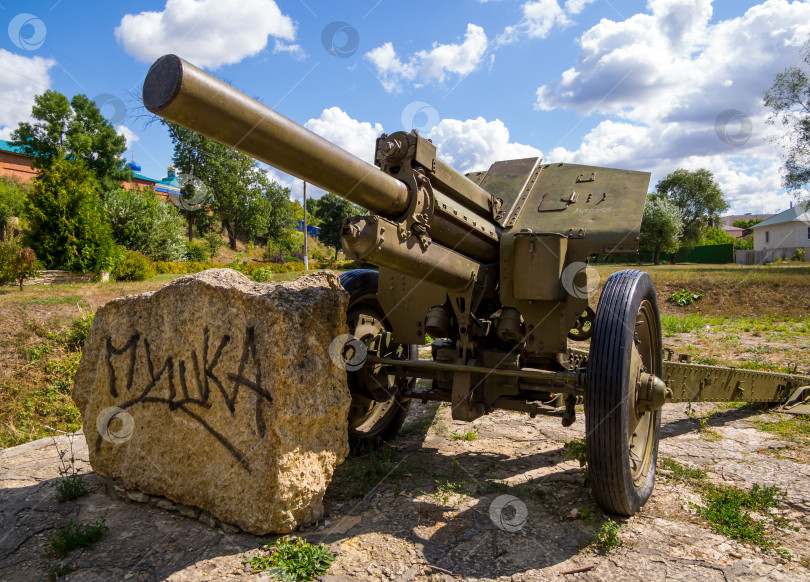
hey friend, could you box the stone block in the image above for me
[72,269,351,534]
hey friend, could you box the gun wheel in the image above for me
[340,270,414,448]
[586,270,663,516]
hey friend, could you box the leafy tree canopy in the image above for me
[314,193,363,257]
[639,195,683,265]
[164,121,297,248]
[765,41,810,194]
[655,168,728,246]
[11,90,129,185]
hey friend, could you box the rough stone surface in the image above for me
[71,269,351,534]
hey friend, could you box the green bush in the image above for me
[103,188,187,262]
[112,251,155,281]
[0,177,28,235]
[0,239,41,290]
[23,158,117,273]
[185,240,210,262]
[203,231,224,260]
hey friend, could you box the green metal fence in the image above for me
[593,244,735,264]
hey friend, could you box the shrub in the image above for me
[203,231,224,261]
[0,177,28,237]
[103,188,187,262]
[185,240,209,262]
[0,239,41,290]
[112,251,155,281]
[24,158,117,272]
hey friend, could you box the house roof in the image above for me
[0,139,29,156]
[751,201,810,228]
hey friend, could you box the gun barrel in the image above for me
[142,54,410,217]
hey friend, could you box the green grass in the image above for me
[693,484,786,548]
[247,536,335,581]
[330,445,404,498]
[564,438,588,468]
[400,414,434,435]
[659,314,810,338]
[752,415,810,444]
[433,479,469,505]
[26,295,84,306]
[46,516,107,557]
[450,427,479,441]
[659,457,707,481]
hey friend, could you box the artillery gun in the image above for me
[143,55,810,516]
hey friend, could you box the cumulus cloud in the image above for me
[365,24,488,93]
[0,50,55,140]
[539,0,810,213]
[499,0,572,44]
[115,0,296,69]
[428,117,542,173]
[564,0,597,14]
[116,125,140,148]
[303,107,383,165]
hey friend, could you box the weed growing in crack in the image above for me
[46,515,107,557]
[247,536,335,581]
[51,433,90,502]
[596,519,622,552]
[451,426,479,441]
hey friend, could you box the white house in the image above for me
[751,200,810,259]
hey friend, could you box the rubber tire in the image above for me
[585,269,663,516]
[340,269,414,447]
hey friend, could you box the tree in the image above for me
[639,196,683,265]
[11,90,129,185]
[163,122,297,249]
[731,218,764,235]
[698,226,735,246]
[655,168,729,260]
[314,193,364,259]
[0,177,28,240]
[103,188,187,262]
[23,158,117,272]
[764,42,810,194]
[305,197,321,226]
[0,239,40,290]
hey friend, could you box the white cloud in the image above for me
[273,41,305,59]
[0,49,54,139]
[304,107,383,165]
[115,0,296,69]
[116,125,140,148]
[499,0,572,44]
[428,117,542,173]
[365,24,488,93]
[564,0,597,15]
[538,0,810,213]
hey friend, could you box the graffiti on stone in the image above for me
[97,326,270,473]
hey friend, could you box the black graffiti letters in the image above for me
[99,326,270,472]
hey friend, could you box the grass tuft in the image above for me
[659,457,707,481]
[450,427,479,441]
[693,484,785,548]
[46,516,107,557]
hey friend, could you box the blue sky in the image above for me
[1,0,809,214]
